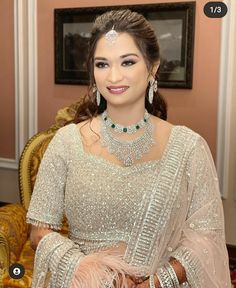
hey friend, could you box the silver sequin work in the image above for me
[26,123,231,288]
[27,123,163,253]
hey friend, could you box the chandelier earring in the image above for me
[93,84,101,106]
[96,90,101,106]
[148,79,158,104]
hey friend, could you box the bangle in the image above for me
[156,262,181,288]
[170,258,186,283]
[165,262,180,287]
[157,266,173,287]
[142,275,150,281]
[149,274,155,288]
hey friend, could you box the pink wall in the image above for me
[0,0,15,159]
[38,0,221,159]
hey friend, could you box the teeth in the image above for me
[110,87,126,92]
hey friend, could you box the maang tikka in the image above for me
[105,25,118,45]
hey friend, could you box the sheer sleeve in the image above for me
[26,128,68,230]
[170,136,231,287]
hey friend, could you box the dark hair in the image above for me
[74,9,167,124]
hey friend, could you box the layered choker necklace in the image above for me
[101,109,155,166]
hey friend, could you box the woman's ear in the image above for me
[152,60,160,77]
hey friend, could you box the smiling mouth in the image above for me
[107,86,129,94]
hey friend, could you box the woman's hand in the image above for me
[29,225,52,250]
[72,241,142,288]
[135,274,160,288]
[135,280,149,288]
[123,276,137,288]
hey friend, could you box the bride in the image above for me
[27,9,231,288]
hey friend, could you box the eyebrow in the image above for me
[94,53,140,61]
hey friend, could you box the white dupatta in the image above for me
[124,126,231,287]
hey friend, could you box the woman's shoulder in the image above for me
[152,117,199,139]
[55,123,77,137]
[153,117,203,151]
[50,123,79,146]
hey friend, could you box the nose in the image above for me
[107,65,123,83]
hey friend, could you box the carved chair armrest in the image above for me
[0,230,9,288]
[0,204,28,263]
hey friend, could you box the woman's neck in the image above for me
[105,105,146,126]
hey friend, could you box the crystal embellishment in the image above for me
[102,109,150,134]
[101,111,155,166]
[105,25,118,45]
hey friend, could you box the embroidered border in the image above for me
[124,126,198,268]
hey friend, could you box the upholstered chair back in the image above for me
[0,103,80,287]
[19,103,78,210]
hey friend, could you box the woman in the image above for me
[26,9,231,288]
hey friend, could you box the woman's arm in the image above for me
[136,136,230,288]
[71,241,142,288]
[26,128,68,231]
[29,225,53,250]
[133,258,186,288]
[167,136,231,287]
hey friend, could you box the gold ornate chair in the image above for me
[0,103,79,288]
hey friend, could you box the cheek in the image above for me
[131,64,149,82]
[130,69,149,87]
[94,69,107,82]
[94,71,107,92]
[94,70,102,85]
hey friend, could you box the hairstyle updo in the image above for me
[74,9,167,123]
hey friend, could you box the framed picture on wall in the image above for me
[54,2,195,88]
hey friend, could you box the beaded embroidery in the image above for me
[27,123,231,287]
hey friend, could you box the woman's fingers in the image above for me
[136,280,149,288]
[128,275,147,284]
[125,277,137,288]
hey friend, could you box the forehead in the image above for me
[94,32,143,57]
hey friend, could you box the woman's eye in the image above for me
[95,62,108,68]
[122,60,136,66]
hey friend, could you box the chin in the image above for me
[104,97,127,105]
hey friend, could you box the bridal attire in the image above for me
[26,123,231,287]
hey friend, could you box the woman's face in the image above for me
[93,32,152,108]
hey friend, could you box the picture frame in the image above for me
[55,2,195,88]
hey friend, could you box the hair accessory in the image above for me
[148,79,158,104]
[105,25,118,45]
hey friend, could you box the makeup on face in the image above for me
[93,33,150,105]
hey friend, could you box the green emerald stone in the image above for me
[111,124,116,128]
[104,117,107,121]
[123,128,128,132]
[136,125,140,129]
